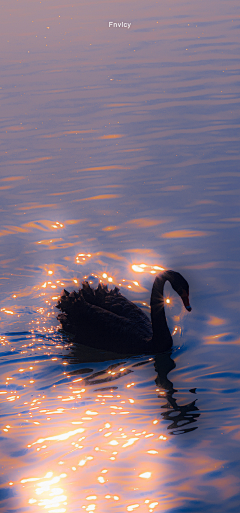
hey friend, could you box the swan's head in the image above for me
[178,289,192,311]
[168,272,192,312]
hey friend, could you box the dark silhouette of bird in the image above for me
[56,270,191,354]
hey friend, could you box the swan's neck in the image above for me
[150,273,173,351]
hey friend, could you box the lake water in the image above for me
[1,0,240,511]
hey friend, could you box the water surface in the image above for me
[0,0,240,511]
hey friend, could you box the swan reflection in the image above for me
[65,346,200,436]
[154,353,200,435]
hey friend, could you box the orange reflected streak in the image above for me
[77,194,121,201]
[132,265,144,273]
[203,333,239,345]
[1,176,25,182]
[0,226,28,235]
[5,126,25,131]
[78,456,94,466]
[78,165,127,171]
[102,226,118,231]
[23,220,64,231]
[96,251,126,261]
[139,472,151,479]
[18,203,57,211]
[207,316,226,326]
[21,477,41,483]
[41,129,97,138]
[149,502,158,509]
[98,134,125,139]
[127,218,165,227]
[122,438,139,448]
[132,264,165,273]
[162,230,209,238]
[187,262,221,269]
[37,238,63,245]
[32,427,85,445]
[13,157,53,164]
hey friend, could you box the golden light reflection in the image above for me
[127,218,165,228]
[19,202,58,211]
[2,328,170,512]
[75,194,121,202]
[51,222,64,229]
[122,438,139,448]
[22,219,64,231]
[79,456,94,466]
[162,229,209,238]
[139,472,151,479]
[22,471,68,511]
[37,238,64,246]
[31,427,85,446]
[102,225,118,231]
[148,502,158,511]
[203,333,240,345]
[76,253,92,264]
[14,389,167,512]
[132,264,165,274]
[0,308,14,315]
[132,265,144,273]
[68,267,148,294]
[207,316,227,326]
[1,175,25,181]
[105,495,119,500]
[98,134,125,139]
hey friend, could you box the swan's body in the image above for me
[56,270,191,354]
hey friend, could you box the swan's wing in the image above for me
[56,288,153,346]
[108,295,152,327]
[81,281,152,327]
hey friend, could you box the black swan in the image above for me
[56,270,191,354]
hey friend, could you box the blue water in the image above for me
[0,0,240,511]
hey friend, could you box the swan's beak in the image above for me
[181,291,192,312]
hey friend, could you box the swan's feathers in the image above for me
[56,281,153,345]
